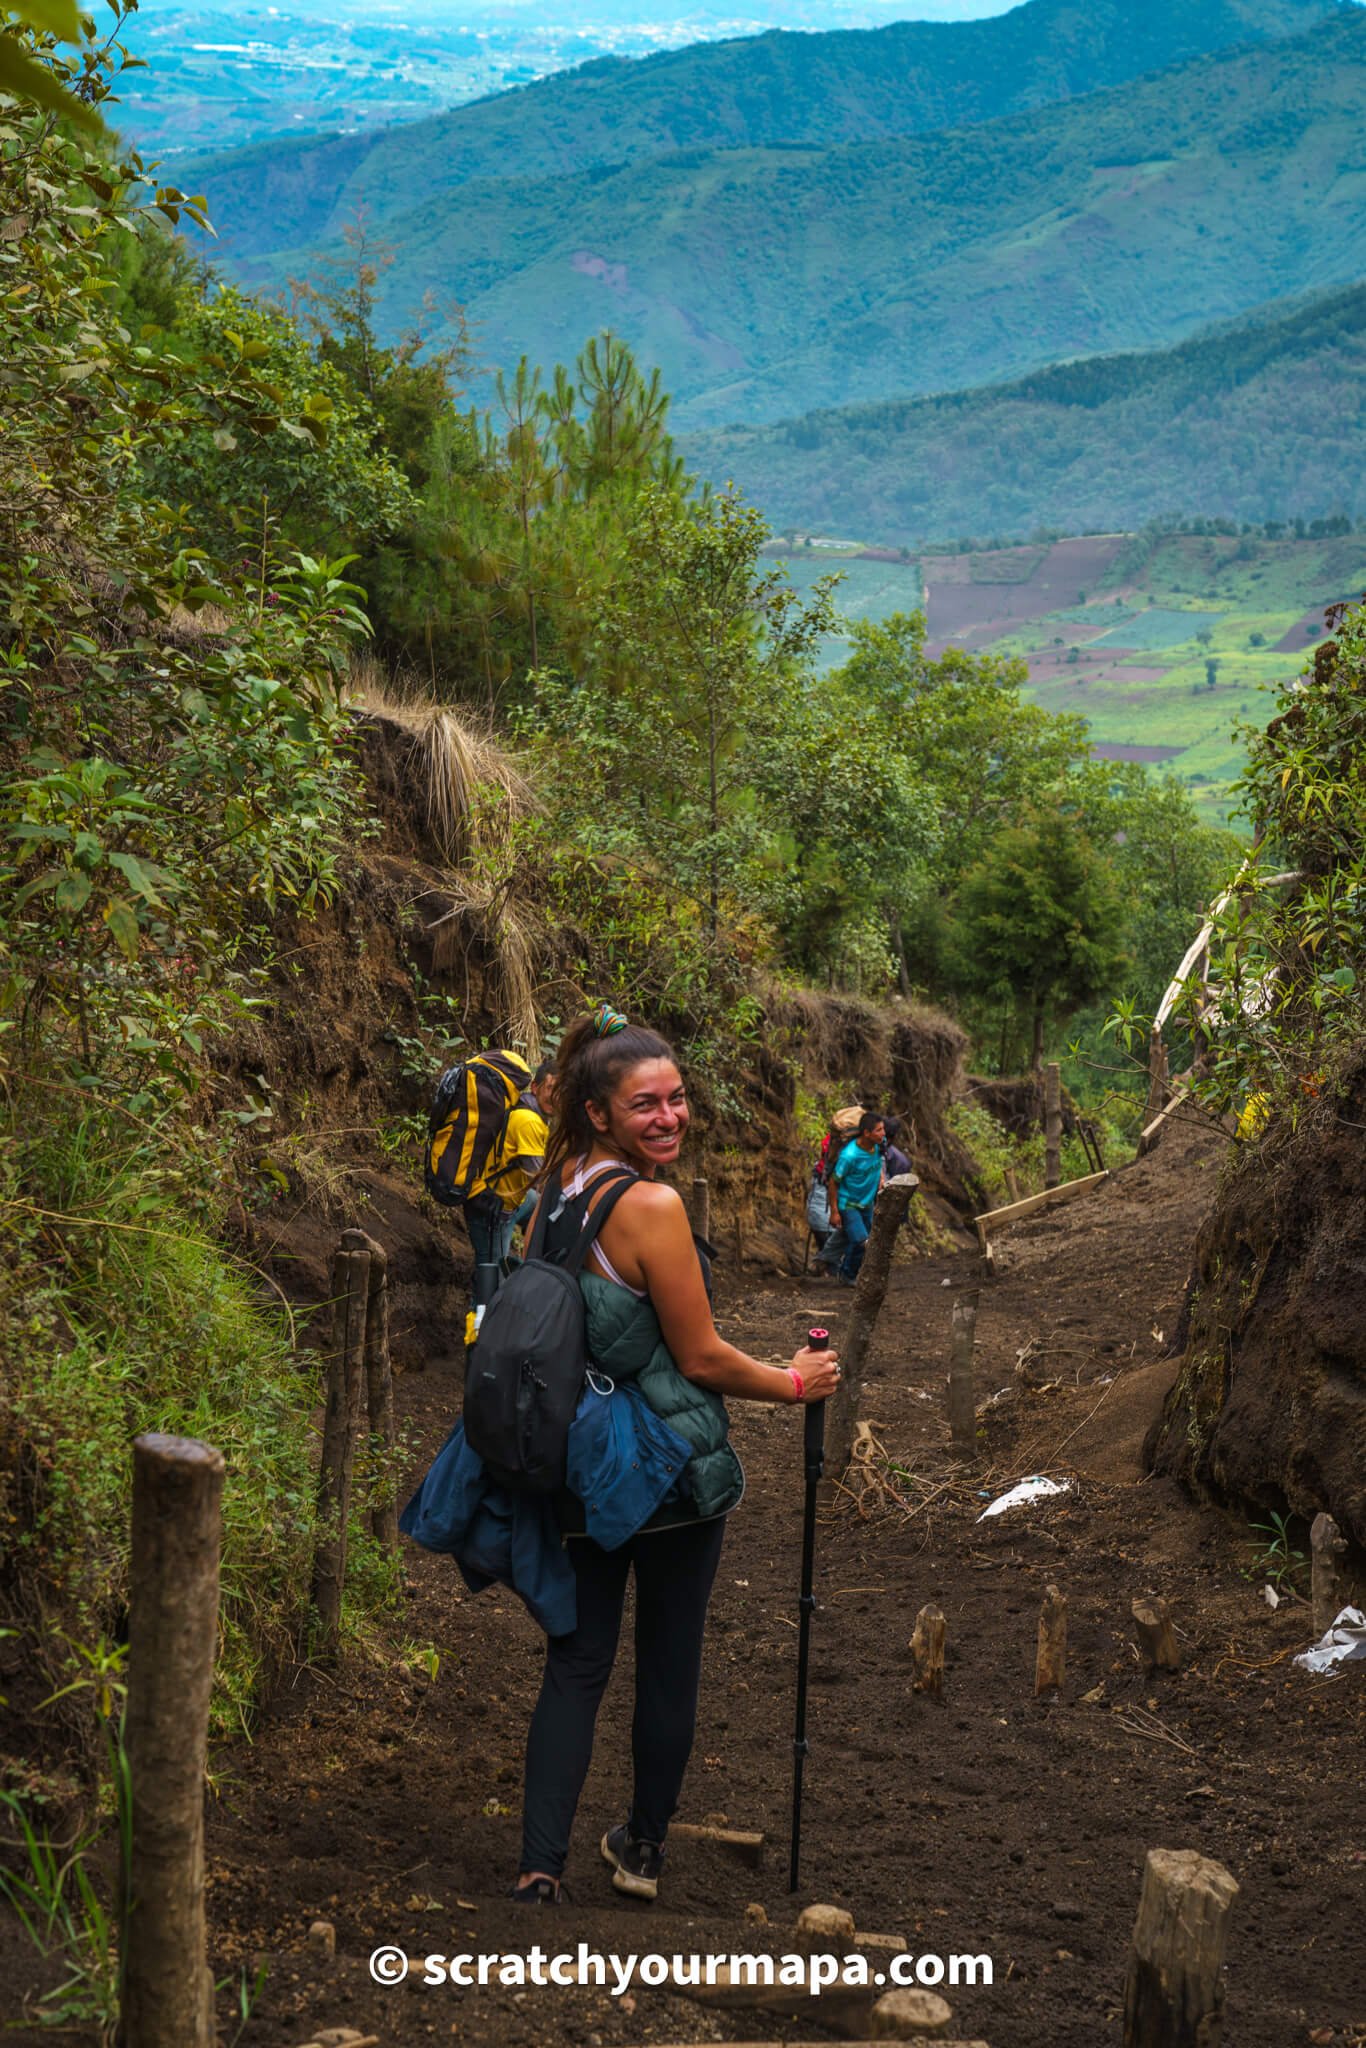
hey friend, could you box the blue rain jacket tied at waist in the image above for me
[399,1375,693,1636]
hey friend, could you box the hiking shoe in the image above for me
[601,1823,663,1900]
[509,1875,564,1905]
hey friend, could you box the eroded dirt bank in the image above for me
[167,1116,1366,2048]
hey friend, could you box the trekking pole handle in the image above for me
[803,1329,828,1472]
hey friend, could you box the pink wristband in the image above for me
[788,1368,805,1403]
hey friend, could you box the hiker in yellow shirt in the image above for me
[463,1064,554,1333]
[502,1061,555,1240]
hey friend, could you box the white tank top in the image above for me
[564,1156,647,1299]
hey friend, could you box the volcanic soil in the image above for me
[10,1117,1365,2048]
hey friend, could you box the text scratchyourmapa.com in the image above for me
[368,1943,994,1995]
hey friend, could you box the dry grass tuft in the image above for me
[352,662,541,1054]
[425,884,541,1057]
[351,663,530,866]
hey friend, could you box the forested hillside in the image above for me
[178,0,1342,259]
[695,281,1366,540]
[190,8,1366,428]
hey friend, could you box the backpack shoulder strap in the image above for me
[523,1164,563,1264]
[559,1167,639,1279]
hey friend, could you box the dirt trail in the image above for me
[76,1118,1365,2048]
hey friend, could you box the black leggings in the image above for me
[519,1515,727,1878]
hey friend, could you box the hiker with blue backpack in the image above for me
[403,1002,840,1907]
[826,1109,887,1284]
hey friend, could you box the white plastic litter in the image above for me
[1262,1583,1280,1610]
[1293,1606,1366,1675]
[976,1475,1072,1521]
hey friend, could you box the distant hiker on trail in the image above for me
[509,1004,840,1906]
[464,1063,550,1279]
[510,1060,557,1239]
[882,1114,913,1181]
[808,1104,863,1274]
[826,1109,886,1284]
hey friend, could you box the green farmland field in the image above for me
[769,530,1366,822]
[1091,607,1225,648]
[764,548,924,667]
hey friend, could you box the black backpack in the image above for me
[462,1164,637,1492]
[424,1050,530,1210]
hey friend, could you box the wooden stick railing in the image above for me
[310,1229,398,1653]
[1141,863,1299,1157]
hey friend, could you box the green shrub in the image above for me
[949,1099,1129,1205]
[1,1100,320,1739]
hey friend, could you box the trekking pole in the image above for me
[788,1327,828,1893]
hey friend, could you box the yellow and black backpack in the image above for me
[424,1051,531,1210]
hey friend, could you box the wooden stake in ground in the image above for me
[310,1245,371,1648]
[910,1602,946,1700]
[692,1176,711,1243]
[1131,1596,1180,1673]
[122,1434,225,2048]
[1035,1583,1067,1695]
[947,1289,979,1455]
[1044,1061,1062,1190]
[670,1821,764,1868]
[1310,1511,1347,1637]
[1122,1847,1238,2048]
[826,1174,918,1477]
[1144,1030,1170,1126]
[341,1227,398,1554]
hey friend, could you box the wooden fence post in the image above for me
[1145,1031,1169,1125]
[122,1434,224,2048]
[947,1289,979,1455]
[910,1601,946,1699]
[1123,1847,1238,2048]
[1044,1061,1062,1189]
[692,1176,711,1243]
[1310,1511,1346,1636]
[1131,1595,1180,1672]
[826,1175,918,1478]
[341,1227,398,1554]
[310,1245,371,1648]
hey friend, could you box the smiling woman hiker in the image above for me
[509,1003,841,1906]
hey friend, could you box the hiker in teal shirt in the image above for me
[827,1111,886,1284]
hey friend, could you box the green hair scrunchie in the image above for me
[592,1001,629,1038]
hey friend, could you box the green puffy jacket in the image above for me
[580,1273,744,1522]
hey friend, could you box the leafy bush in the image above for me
[949,1099,1129,1205]
[0,12,392,1739]
[1112,595,1366,1122]
[0,1104,318,1737]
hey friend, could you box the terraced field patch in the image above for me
[766,531,1366,820]
[1092,606,1224,648]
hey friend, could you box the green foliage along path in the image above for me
[1,6,404,1739]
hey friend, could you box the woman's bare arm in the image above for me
[599,1182,838,1403]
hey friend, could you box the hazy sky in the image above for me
[126,0,1020,18]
